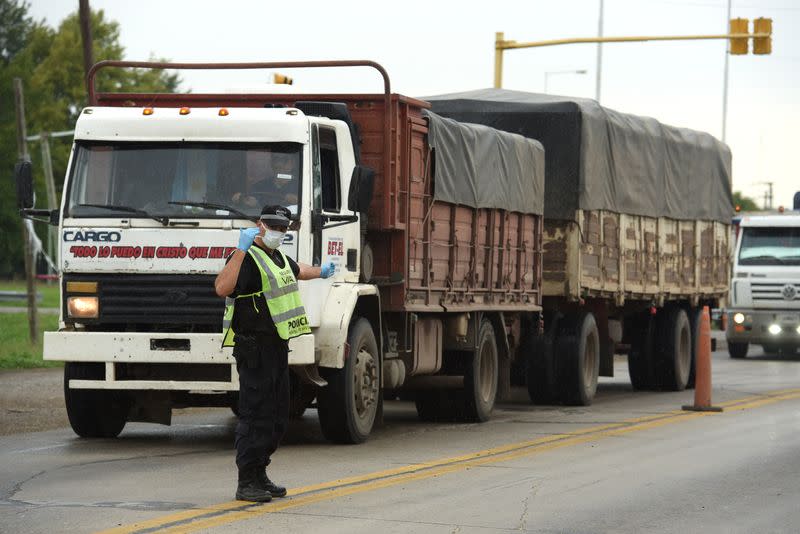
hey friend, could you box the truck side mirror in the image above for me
[348,165,375,214]
[15,160,34,209]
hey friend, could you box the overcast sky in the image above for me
[30,0,800,209]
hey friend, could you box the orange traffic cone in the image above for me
[682,306,723,412]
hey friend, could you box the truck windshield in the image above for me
[738,227,800,265]
[66,142,302,219]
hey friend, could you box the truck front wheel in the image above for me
[64,362,129,438]
[318,318,380,444]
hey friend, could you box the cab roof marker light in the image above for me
[219,108,229,116]
[286,109,298,116]
[179,107,191,115]
[143,107,154,115]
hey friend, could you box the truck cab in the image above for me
[726,213,800,357]
[18,97,379,440]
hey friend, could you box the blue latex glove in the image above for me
[320,262,336,279]
[237,227,259,251]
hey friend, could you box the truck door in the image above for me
[311,124,357,277]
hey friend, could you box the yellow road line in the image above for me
[101,387,800,534]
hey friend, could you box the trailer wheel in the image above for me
[628,312,656,390]
[318,318,380,443]
[463,319,498,422]
[687,308,703,389]
[654,308,691,391]
[525,315,559,405]
[557,313,600,406]
[64,362,129,438]
[728,342,748,359]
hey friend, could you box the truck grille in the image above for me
[751,282,800,303]
[64,274,224,330]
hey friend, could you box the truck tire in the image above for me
[463,319,498,422]
[729,342,748,359]
[687,308,703,389]
[654,308,691,391]
[525,316,559,405]
[64,362,129,438]
[628,313,656,390]
[557,313,600,406]
[318,318,380,443]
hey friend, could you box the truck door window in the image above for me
[318,127,341,212]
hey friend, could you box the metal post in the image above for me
[13,78,38,343]
[721,0,732,143]
[40,132,58,269]
[494,32,504,88]
[595,0,604,102]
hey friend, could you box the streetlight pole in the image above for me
[596,0,605,102]
[544,69,588,94]
[721,0,732,143]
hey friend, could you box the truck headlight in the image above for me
[733,313,745,324]
[67,296,99,318]
[796,325,800,335]
[768,324,782,335]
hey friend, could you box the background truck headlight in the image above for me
[67,296,99,318]
[768,324,782,336]
[733,313,745,324]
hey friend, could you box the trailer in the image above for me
[16,61,545,443]
[429,89,733,403]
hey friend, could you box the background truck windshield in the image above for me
[739,226,800,266]
[66,142,302,218]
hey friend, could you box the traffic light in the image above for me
[729,18,749,55]
[273,73,293,85]
[753,17,772,55]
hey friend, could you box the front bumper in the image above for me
[726,309,800,346]
[44,331,315,391]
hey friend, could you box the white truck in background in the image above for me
[726,197,800,357]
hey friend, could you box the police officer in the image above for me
[215,205,335,502]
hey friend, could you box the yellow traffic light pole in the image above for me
[494,20,772,88]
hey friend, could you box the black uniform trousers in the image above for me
[232,333,290,471]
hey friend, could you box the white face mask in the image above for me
[262,229,286,250]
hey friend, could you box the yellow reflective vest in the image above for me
[222,247,311,347]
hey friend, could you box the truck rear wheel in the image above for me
[318,318,380,443]
[729,342,748,359]
[628,312,656,390]
[463,319,498,422]
[654,308,691,391]
[64,362,129,438]
[557,313,600,406]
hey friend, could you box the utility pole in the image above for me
[79,0,94,88]
[595,0,604,102]
[13,78,39,343]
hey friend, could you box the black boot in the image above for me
[236,466,272,502]
[256,467,287,498]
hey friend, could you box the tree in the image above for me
[0,2,180,277]
[732,191,760,213]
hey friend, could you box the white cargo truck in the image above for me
[726,209,800,357]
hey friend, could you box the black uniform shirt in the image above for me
[226,244,300,337]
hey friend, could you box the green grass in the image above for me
[0,280,60,308]
[0,313,62,369]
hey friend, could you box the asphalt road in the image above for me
[2,342,800,534]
